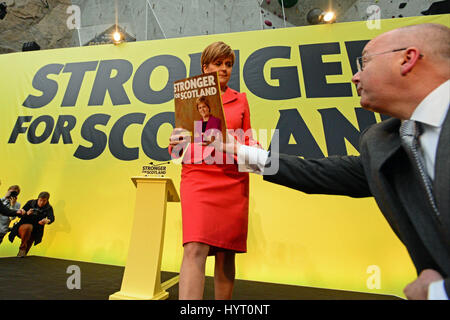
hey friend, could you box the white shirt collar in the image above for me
[410,80,450,128]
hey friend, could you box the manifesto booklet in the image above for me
[173,72,227,143]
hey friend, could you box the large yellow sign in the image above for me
[1,15,448,298]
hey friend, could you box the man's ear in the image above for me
[400,47,421,76]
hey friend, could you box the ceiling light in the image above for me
[112,31,124,45]
[307,8,337,25]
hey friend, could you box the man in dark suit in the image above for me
[218,23,450,299]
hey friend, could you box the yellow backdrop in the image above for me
[1,15,448,298]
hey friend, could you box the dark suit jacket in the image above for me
[264,108,450,295]
[9,199,55,246]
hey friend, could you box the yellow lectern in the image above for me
[109,177,180,300]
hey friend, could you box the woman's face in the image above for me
[197,102,210,119]
[203,56,233,89]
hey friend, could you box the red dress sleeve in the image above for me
[237,93,260,148]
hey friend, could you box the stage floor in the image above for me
[0,256,401,300]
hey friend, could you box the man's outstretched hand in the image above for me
[206,131,242,155]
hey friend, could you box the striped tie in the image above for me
[399,120,440,220]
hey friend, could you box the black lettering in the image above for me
[188,53,202,77]
[243,46,300,100]
[73,113,111,160]
[318,107,377,156]
[141,112,174,161]
[344,40,370,76]
[22,64,64,108]
[271,108,324,158]
[62,61,99,106]
[8,116,33,143]
[133,55,186,104]
[27,115,54,144]
[88,59,132,106]
[299,43,352,98]
[229,50,240,92]
[50,115,77,144]
[109,113,146,161]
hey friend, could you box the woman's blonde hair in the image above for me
[201,41,235,72]
[196,96,210,112]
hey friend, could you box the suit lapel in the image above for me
[433,106,450,225]
[371,118,403,173]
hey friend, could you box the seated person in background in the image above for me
[0,185,22,245]
[9,191,55,257]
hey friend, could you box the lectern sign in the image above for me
[141,162,169,177]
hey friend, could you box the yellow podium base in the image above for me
[109,275,180,300]
[109,290,169,300]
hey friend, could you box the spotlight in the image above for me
[323,11,336,23]
[22,41,41,52]
[112,31,124,45]
[307,8,336,25]
[0,2,7,20]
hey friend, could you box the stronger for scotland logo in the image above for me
[142,161,169,176]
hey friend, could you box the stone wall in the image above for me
[0,0,446,55]
[0,0,75,54]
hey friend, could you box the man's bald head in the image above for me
[353,23,449,119]
[381,23,450,63]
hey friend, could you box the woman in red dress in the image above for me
[169,41,258,300]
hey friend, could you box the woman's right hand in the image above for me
[169,128,191,160]
[169,128,191,147]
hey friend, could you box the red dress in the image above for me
[179,87,255,254]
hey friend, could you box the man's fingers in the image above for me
[170,133,189,141]
[169,135,191,147]
[170,130,191,141]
